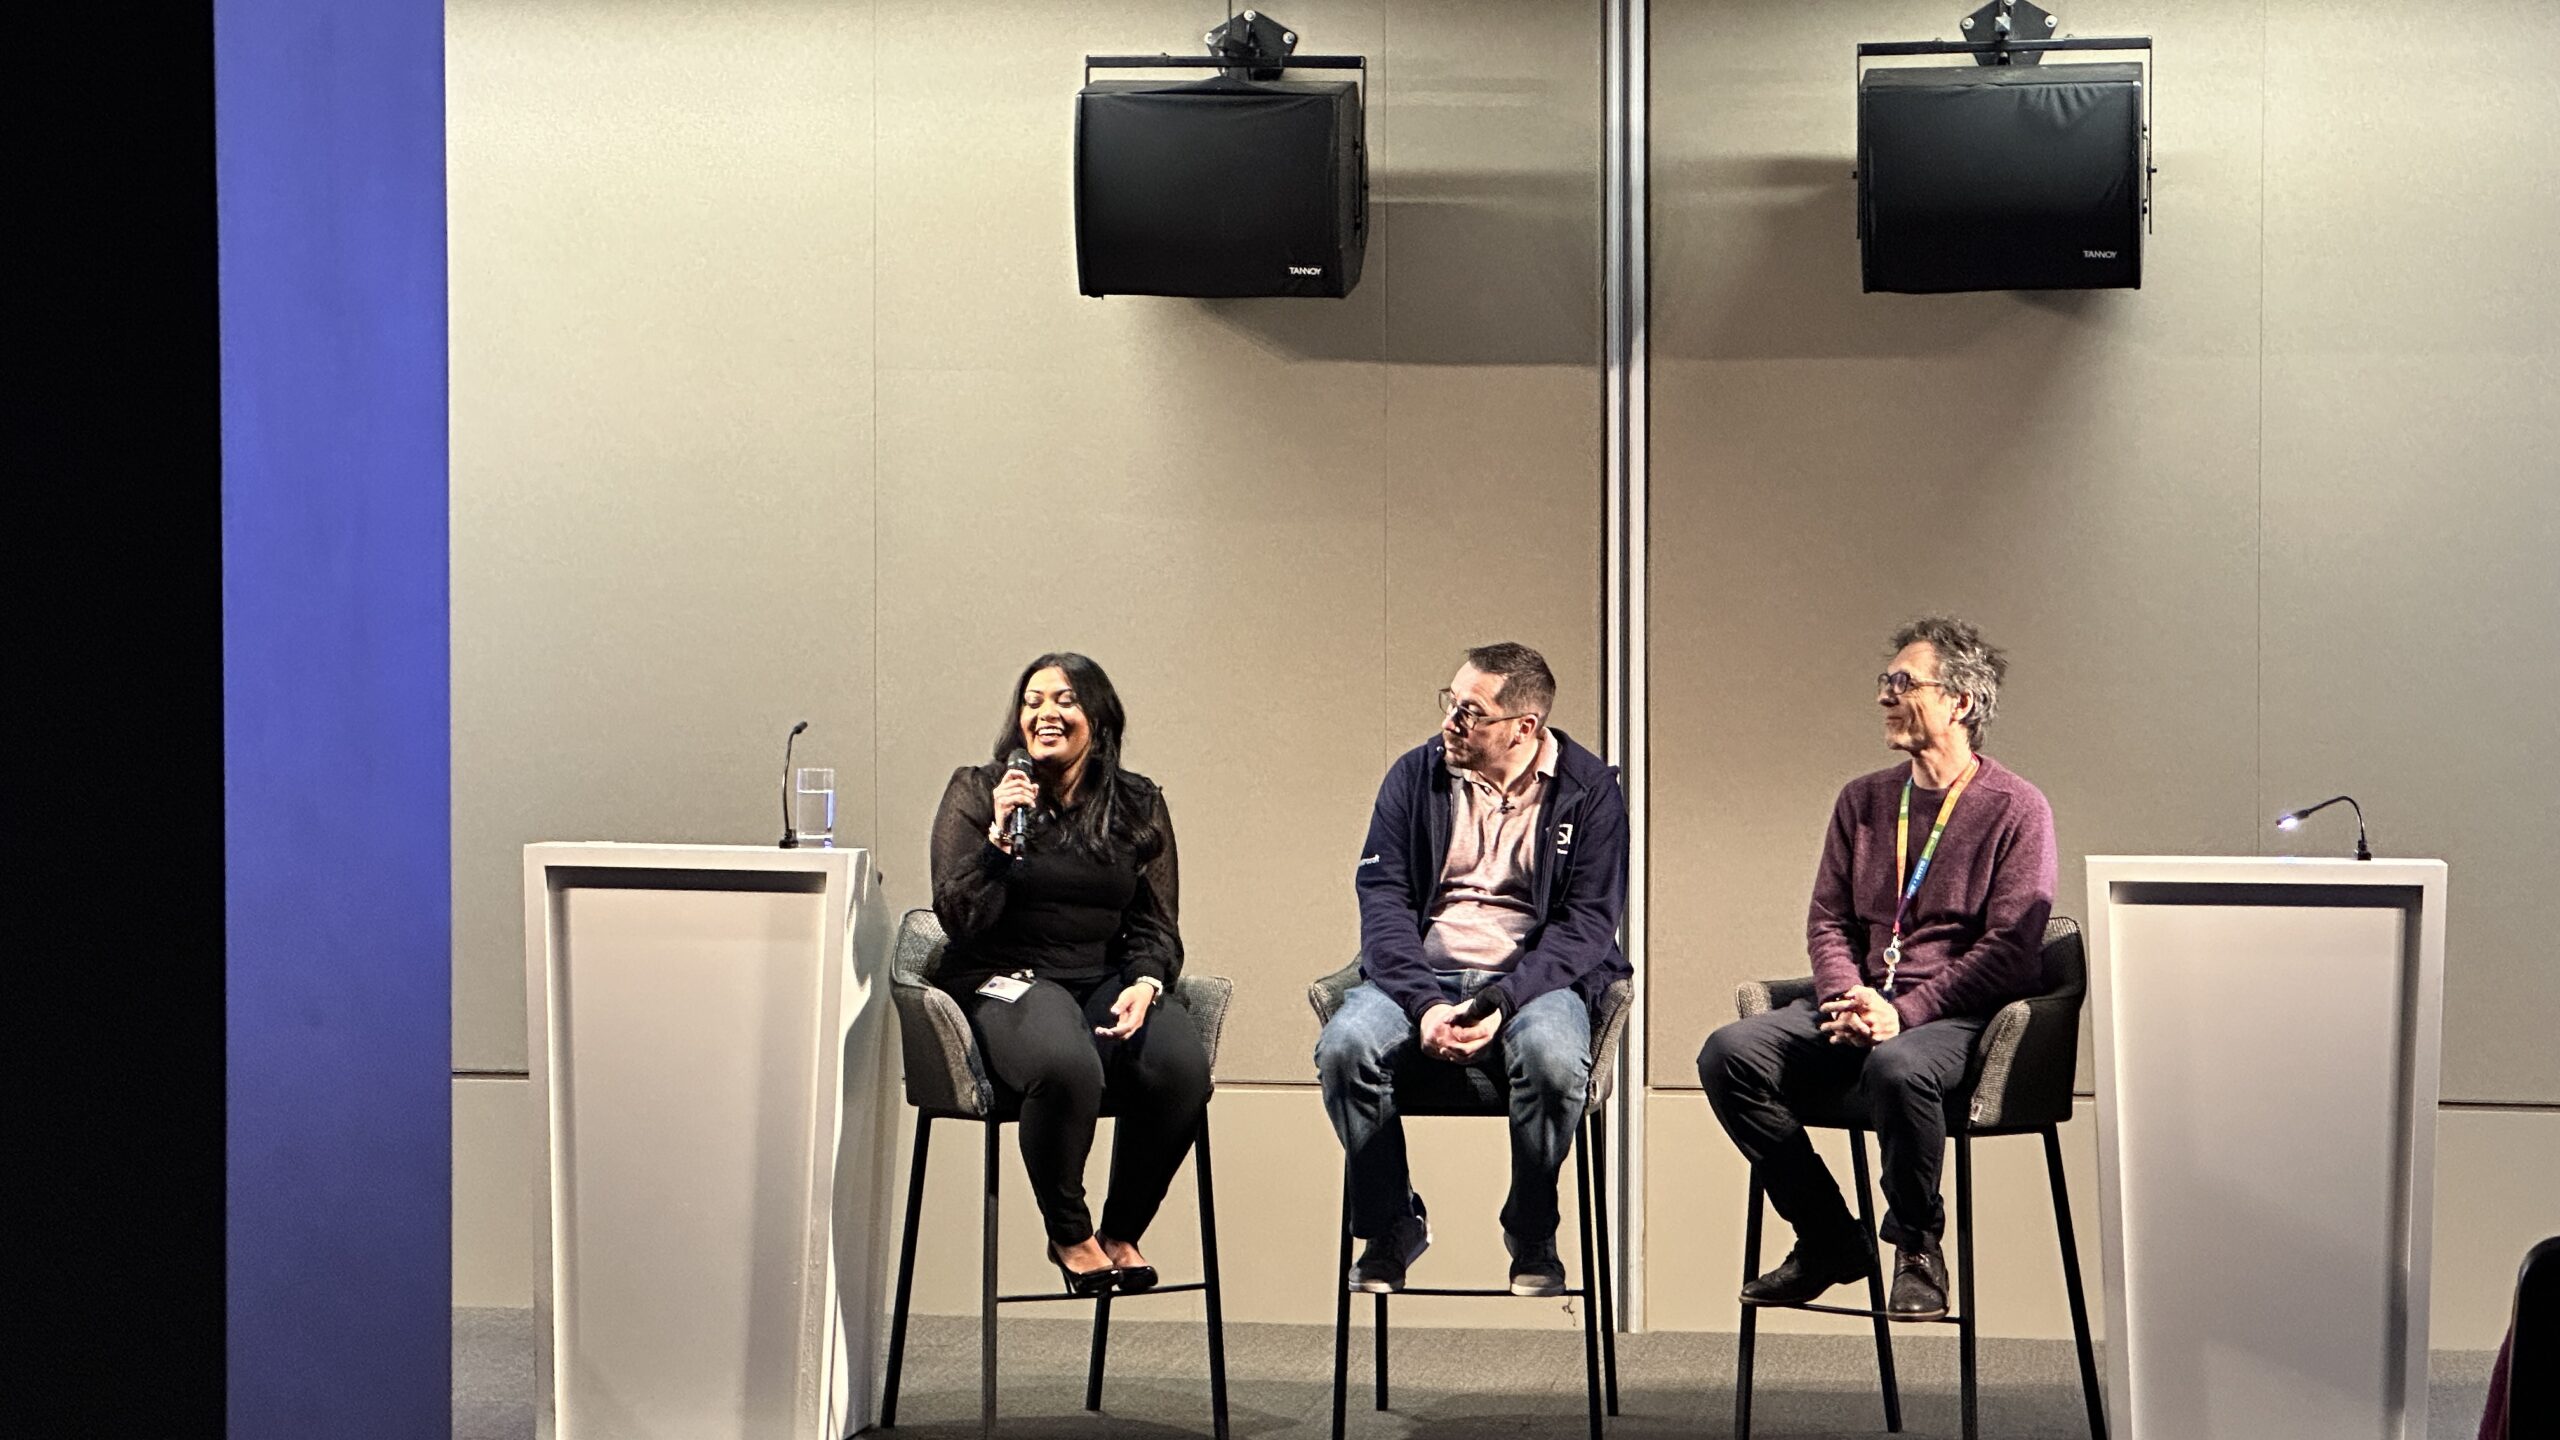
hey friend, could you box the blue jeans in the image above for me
[1314,970,1593,1245]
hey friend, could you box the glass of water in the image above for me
[794,767,836,848]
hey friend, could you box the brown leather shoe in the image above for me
[1888,1242,1948,1320]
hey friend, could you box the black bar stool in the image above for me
[1309,961,1632,1440]
[1728,916,2106,1440]
[880,908,1232,1439]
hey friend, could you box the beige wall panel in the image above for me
[1376,0,1603,758]
[1384,367,1605,762]
[448,0,880,1070]
[870,367,1388,1085]
[2429,1107,2560,1350]
[2259,0,2560,1104]
[453,1075,537,1308]
[1647,2,2266,1086]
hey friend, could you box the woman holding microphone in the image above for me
[927,652,1209,1295]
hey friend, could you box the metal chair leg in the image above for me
[880,1113,932,1428]
[1850,1129,1904,1432]
[1373,1291,1390,1411]
[1084,1292,1111,1412]
[1197,1113,1231,1440]
[1331,1170,1353,1440]
[2045,1127,2107,1440]
[1957,1133,1978,1440]
[1737,1176,1764,1440]
[1575,1130,1604,1440]
[981,1120,1000,1440]
[1590,1109,1619,1415]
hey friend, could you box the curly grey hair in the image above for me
[1890,615,2007,748]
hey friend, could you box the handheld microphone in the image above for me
[2274,794,2371,860]
[1004,747,1037,855]
[779,720,810,848]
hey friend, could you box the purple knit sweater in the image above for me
[1807,752,2058,1030]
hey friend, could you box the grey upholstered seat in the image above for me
[1306,957,1631,1440]
[1724,914,2103,1440]
[880,905,1235,1440]
[890,907,1234,1118]
[1732,915,2086,1134]
[1306,959,1635,1116]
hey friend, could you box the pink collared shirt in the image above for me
[1422,729,1560,973]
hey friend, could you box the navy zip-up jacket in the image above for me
[1353,727,1632,1024]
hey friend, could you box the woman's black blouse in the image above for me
[928,762,1182,990]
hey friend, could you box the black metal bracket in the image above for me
[1962,0,2058,64]
[1083,53,1367,90]
[1853,4,2157,235]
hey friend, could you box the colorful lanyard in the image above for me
[1885,758,1978,995]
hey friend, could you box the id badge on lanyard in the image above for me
[1884,759,1977,996]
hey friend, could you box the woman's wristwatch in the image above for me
[1132,975,1165,996]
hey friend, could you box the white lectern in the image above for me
[2085,856,2446,1440]
[524,843,896,1440]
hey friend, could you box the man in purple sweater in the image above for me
[1698,616,2057,1320]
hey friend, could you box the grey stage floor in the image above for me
[457,1307,2495,1439]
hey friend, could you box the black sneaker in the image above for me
[1739,1227,1872,1306]
[1888,1242,1948,1320]
[1349,1197,1432,1293]
[1505,1233,1567,1298]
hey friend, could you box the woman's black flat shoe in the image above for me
[1050,1246,1120,1298]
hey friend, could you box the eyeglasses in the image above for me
[1438,689,1534,732]
[1875,671,1952,700]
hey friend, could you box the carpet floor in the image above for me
[457,1308,2495,1439]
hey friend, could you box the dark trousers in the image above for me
[954,972,1211,1249]
[1696,998,1985,1250]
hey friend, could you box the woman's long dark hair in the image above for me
[990,652,1164,864]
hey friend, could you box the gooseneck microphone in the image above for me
[1004,748,1037,856]
[779,720,810,848]
[2274,794,2371,860]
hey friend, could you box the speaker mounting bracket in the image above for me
[1957,0,2059,65]
[1205,8,1297,82]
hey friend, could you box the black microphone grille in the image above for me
[1006,747,1034,771]
[790,720,810,736]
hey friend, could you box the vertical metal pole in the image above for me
[1600,0,1651,1334]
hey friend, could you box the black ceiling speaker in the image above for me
[1859,62,2145,293]
[1076,16,1367,299]
[1853,4,2153,295]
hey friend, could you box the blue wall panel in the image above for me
[219,1,450,1434]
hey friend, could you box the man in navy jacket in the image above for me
[1315,643,1631,1297]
